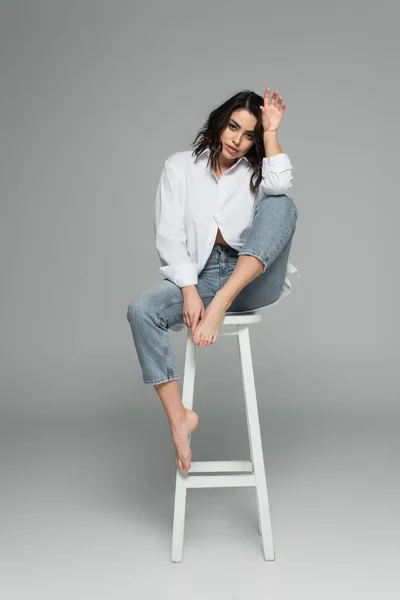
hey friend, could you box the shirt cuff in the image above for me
[159,262,198,288]
[262,152,293,172]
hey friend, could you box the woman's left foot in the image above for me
[192,295,232,346]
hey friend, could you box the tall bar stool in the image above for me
[171,311,274,562]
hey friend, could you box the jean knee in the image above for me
[127,294,148,324]
[258,194,298,227]
[279,194,298,221]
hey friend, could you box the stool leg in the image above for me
[171,333,196,563]
[237,326,275,561]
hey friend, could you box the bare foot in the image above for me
[192,295,232,346]
[170,408,200,472]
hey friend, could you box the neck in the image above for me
[217,154,237,171]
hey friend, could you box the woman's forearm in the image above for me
[263,131,283,157]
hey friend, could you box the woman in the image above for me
[127,87,299,473]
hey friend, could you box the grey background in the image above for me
[0,0,399,598]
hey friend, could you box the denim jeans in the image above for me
[127,194,298,385]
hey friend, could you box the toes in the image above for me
[176,452,192,472]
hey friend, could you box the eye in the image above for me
[229,123,253,140]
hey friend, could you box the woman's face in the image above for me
[220,109,257,162]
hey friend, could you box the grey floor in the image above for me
[1,402,398,600]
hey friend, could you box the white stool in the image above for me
[171,311,275,562]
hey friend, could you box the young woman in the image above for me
[127,87,299,473]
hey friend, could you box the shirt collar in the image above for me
[194,147,250,167]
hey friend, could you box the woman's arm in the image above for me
[258,88,293,195]
[154,158,198,288]
[263,130,282,158]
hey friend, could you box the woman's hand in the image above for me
[260,87,287,133]
[182,287,205,335]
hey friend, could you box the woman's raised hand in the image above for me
[260,87,287,133]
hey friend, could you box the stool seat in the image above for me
[171,310,275,562]
[223,311,262,326]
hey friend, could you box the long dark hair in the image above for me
[191,89,265,195]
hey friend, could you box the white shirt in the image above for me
[154,147,299,302]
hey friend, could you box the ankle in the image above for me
[170,408,187,429]
[215,290,233,310]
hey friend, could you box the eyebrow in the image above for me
[229,118,255,134]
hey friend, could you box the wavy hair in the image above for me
[191,89,265,195]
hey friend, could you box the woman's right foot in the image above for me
[170,409,199,472]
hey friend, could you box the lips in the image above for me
[227,145,238,153]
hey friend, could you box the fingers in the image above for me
[265,87,279,102]
[184,300,205,336]
[191,315,199,335]
[192,306,205,333]
[265,87,286,110]
[184,311,198,334]
[191,306,206,335]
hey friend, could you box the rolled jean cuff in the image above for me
[237,249,268,273]
[143,374,180,385]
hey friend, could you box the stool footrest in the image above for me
[186,473,256,488]
[189,460,253,473]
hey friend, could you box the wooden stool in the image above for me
[171,311,275,562]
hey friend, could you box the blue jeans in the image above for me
[127,194,298,385]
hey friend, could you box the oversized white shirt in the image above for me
[154,147,299,302]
